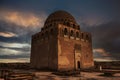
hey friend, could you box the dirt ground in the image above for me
[0,71,120,80]
[35,71,120,80]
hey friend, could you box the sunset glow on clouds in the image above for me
[0,32,18,37]
[4,12,40,27]
[0,42,30,48]
[0,10,46,28]
[93,48,111,57]
[93,48,114,61]
[94,58,116,62]
[0,58,29,63]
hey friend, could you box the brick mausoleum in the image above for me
[30,10,94,71]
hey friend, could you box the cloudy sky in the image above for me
[0,0,120,63]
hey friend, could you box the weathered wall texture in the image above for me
[30,32,58,70]
[57,24,94,70]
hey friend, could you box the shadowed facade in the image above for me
[30,10,94,71]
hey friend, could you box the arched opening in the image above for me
[73,24,75,28]
[76,32,79,38]
[64,28,68,35]
[70,30,74,36]
[77,61,80,69]
[67,22,70,26]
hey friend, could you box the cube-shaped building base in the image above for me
[30,10,94,71]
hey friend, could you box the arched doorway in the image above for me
[74,44,81,70]
[77,61,80,69]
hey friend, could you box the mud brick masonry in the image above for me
[30,10,94,71]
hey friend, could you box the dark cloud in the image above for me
[0,54,29,59]
[0,45,30,53]
[0,0,67,14]
[1,0,120,17]
[81,21,120,60]
[0,36,27,43]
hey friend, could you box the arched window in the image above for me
[76,32,79,38]
[64,28,68,35]
[70,30,74,36]
[67,22,70,26]
[73,24,75,28]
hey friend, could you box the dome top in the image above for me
[44,10,78,26]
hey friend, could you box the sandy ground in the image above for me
[35,71,120,80]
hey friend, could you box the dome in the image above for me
[44,10,78,27]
